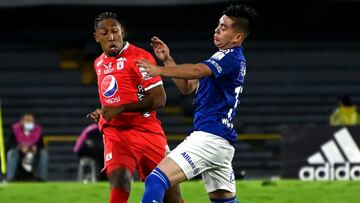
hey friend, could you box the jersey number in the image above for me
[227,86,243,119]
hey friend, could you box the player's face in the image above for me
[21,114,35,131]
[94,18,124,57]
[214,15,243,50]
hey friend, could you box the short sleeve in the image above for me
[136,52,163,91]
[201,50,235,78]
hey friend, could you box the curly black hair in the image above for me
[223,4,258,36]
[94,12,121,31]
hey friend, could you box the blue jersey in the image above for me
[194,46,246,144]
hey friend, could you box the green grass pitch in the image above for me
[0,180,359,203]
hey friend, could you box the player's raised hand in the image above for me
[86,108,101,123]
[151,36,170,62]
[101,106,125,121]
[136,59,163,77]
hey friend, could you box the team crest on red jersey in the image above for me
[101,75,118,98]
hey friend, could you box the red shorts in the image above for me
[102,126,168,181]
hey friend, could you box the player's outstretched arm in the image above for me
[137,59,212,95]
[137,59,211,80]
[151,36,198,95]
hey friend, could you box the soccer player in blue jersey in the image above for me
[136,4,257,203]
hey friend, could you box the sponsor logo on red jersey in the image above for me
[101,75,118,98]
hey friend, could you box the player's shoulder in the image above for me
[129,44,150,54]
[211,47,245,61]
[94,53,105,67]
[128,43,152,57]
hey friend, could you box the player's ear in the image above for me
[233,32,244,43]
[120,26,125,38]
[94,32,99,43]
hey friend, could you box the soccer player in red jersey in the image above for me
[87,12,182,203]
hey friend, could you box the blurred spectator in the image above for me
[330,94,360,126]
[73,123,105,181]
[6,113,48,181]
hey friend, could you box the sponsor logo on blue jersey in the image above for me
[211,51,226,61]
[207,59,222,74]
[101,75,118,98]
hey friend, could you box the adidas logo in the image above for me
[299,128,360,181]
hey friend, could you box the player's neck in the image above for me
[219,42,242,50]
[104,42,128,58]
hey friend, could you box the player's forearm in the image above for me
[122,95,165,113]
[160,64,206,79]
[101,95,164,120]
[122,97,154,113]
[162,58,197,95]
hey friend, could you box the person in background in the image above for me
[74,123,106,180]
[330,94,360,126]
[6,113,48,181]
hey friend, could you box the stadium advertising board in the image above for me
[282,126,360,181]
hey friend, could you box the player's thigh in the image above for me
[102,127,138,178]
[202,149,236,196]
[167,131,234,181]
[202,167,236,196]
[138,131,168,181]
[165,131,218,183]
[157,157,187,186]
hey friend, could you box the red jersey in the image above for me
[94,42,164,134]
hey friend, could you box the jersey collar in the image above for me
[104,42,130,59]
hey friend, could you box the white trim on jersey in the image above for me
[96,58,103,67]
[144,80,163,91]
[118,42,130,55]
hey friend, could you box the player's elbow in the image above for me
[191,65,204,79]
[191,64,211,79]
[147,85,166,110]
[152,94,166,109]
[179,80,197,95]
[155,100,166,109]
[179,88,193,95]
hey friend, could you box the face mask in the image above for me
[24,122,35,131]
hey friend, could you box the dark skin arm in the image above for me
[87,108,101,123]
[87,85,166,122]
